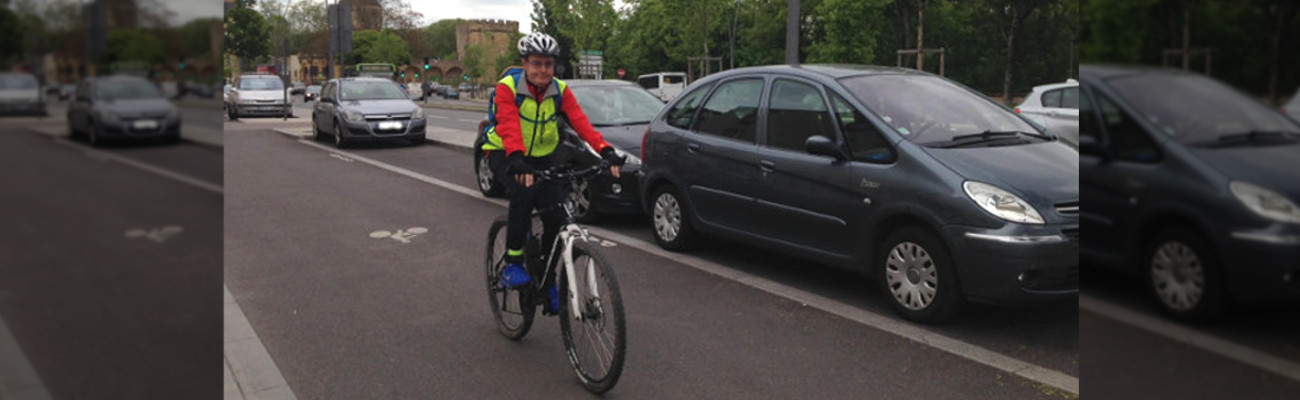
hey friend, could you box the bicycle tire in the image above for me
[558,240,626,393]
[485,218,535,340]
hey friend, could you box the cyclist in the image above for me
[481,32,624,313]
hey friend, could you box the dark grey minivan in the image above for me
[640,65,1079,323]
[1078,65,1300,321]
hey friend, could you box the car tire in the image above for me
[878,226,964,324]
[67,118,81,139]
[475,151,505,198]
[227,104,238,120]
[1145,228,1227,322]
[650,185,697,251]
[87,122,104,147]
[570,178,598,223]
[312,116,327,141]
[333,119,348,148]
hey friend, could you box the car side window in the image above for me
[665,85,709,129]
[1042,89,1062,108]
[695,78,763,143]
[1059,87,1079,109]
[765,79,834,152]
[1096,93,1161,163]
[831,93,894,163]
[1078,86,1100,143]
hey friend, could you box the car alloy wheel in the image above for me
[88,123,101,146]
[476,153,503,197]
[884,242,938,310]
[653,191,682,242]
[1150,241,1204,312]
[878,227,962,323]
[334,119,346,148]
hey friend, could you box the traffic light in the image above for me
[178,56,186,70]
[423,57,430,70]
[401,72,406,78]
[415,73,419,78]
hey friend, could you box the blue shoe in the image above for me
[543,284,559,315]
[500,262,531,288]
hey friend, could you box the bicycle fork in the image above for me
[557,223,600,320]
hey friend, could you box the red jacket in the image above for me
[493,79,610,157]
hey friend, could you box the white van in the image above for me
[636,72,687,102]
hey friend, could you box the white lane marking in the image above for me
[52,138,223,195]
[369,227,428,244]
[287,134,1080,395]
[0,315,53,400]
[329,153,354,162]
[225,286,297,400]
[1081,294,1300,383]
[125,225,184,243]
[430,115,449,119]
[456,119,480,123]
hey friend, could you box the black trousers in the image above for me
[487,150,567,265]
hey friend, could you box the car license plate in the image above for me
[378,121,403,130]
[133,119,158,130]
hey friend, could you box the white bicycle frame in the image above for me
[556,223,600,321]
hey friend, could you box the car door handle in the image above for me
[759,160,776,172]
[686,143,701,153]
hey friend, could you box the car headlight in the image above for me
[1230,181,1300,224]
[343,109,364,121]
[411,107,425,120]
[963,181,1045,224]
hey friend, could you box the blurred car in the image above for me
[304,84,322,102]
[311,77,427,148]
[0,72,47,116]
[641,65,1079,323]
[227,73,291,119]
[183,80,214,99]
[445,88,459,100]
[67,75,181,145]
[1015,79,1080,145]
[473,79,661,222]
[59,84,76,101]
[406,83,424,100]
[1284,87,1300,122]
[1078,65,1300,321]
[290,81,306,95]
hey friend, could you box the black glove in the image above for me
[506,152,533,176]
[600,147,626,166]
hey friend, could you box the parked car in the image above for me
[640,64,1078,323]
[60,84,76,101]
[406,82,424,100]
[445,88,460,100]
[1078,65,1300,321]
[474,79,663,222]
[67,75,181,145]
[290,81,306,95]
[227,73,291,119]
[304,84,322,102]
[1284,86,1300,123]
[0,72,47,116]
[1015,79,1080,145]
[311,77,427,148]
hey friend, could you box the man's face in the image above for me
[523,55,555,87]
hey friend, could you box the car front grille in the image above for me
[365,113,412,121]
[1055,201,1079,217]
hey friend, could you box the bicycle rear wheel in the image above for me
[485,218,535,340]
[558,240,626,393]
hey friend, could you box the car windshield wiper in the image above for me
[927,130,1051,148]
[1206,130,1299,147]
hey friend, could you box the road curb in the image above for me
[416,102,487,113]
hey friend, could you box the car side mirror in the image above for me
[805,135,848,162]
[1077,134,1110,160]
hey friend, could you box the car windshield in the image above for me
[307,86,321,93]
[1104,73,1300,144]
[0,74,39,89]
[239,77,283,91]
[96,78,163,99]
[570,84,666,126]
[840,75,1038,144]
[341,81,407,100]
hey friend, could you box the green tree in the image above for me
[0,6,24,63]
[349,30,411,66]
[555,0,618,52]
[423,18,466,60]
[178,18,220,59]
[806,0,890,64]
[106,29,166,65]
[225,1,271,70]
[532,0,578,77]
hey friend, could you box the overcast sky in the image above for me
[160,0,629,32]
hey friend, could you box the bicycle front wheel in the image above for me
[486,218,535,340]
[558,240,626,393]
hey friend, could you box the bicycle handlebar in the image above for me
[533,161,611,183]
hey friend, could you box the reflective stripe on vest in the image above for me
[482,75,568,157]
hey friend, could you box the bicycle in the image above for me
[484,162,627,394]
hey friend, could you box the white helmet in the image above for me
[518,32,560,58]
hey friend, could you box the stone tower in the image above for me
[456,19,520,61]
